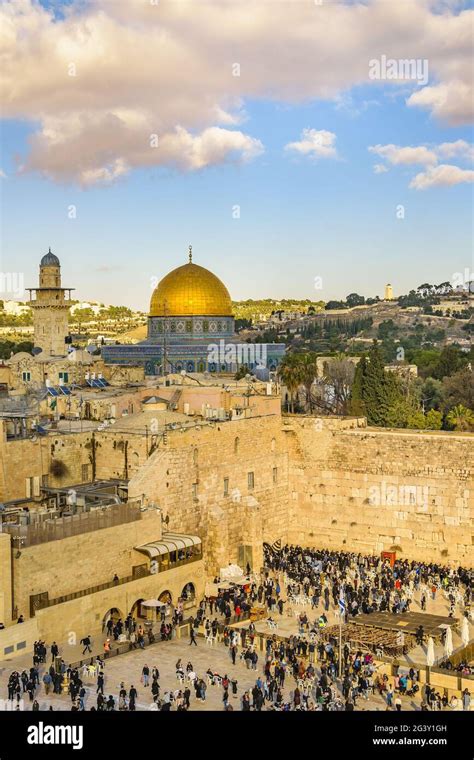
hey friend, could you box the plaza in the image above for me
[1,550,472,713]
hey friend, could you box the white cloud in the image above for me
[285,129,338,160]
[369,144,438,166]
[1,0,472,184]
[407,81,473,127]
[436,139,474,162]
[409,164,474,190]
[0,169,6,179]
[369,139,474,188]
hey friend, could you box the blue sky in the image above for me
[1,0,473,309]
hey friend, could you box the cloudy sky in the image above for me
[1,0,473,308]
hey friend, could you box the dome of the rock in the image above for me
[149,251,233,317]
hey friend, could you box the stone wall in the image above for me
[12,509,163,617]
[287,417,473,564]
[128,415,291,574]
[33,560,205,643]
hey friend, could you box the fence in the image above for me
[1,503,142,547]
[30,565,151,615]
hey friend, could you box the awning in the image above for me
[135,531,201,559]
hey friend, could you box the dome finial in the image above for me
[188,244,192,263]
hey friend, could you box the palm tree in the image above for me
[278,354,303,413]
[446,404,474,432]
[295,352,319,412]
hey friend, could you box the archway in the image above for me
[102,607,124,631]
[181,582,195,602]
[130,598,147,620]
[158,590,172,605]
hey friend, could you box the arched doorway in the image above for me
[130,598,147,620]
[102,607,124,631]
[181,582,195,602]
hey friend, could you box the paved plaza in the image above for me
[0,568,470,712]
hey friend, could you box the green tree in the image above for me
[278,354,303,413]
[349,341,406,426]
[433,345,465,380]
[346,293,365,308]
[295,352,319,412]
[349,356,367,417]
[425,409,443,430]
[446,404,474,432]
[442,367,474,412]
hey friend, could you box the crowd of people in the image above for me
[1,546,472,712]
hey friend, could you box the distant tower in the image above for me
[26,249,74,356]
[384,283,394,301]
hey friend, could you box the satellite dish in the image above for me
[31,347,42,356]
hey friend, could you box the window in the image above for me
[81,464,90,482]
[234,437,240,454]
[22,371,31,382]
[192,482,198,500]
[273,467,278,484]
[26,477,40,497]
[185,320,192,332]
[203,321,209,333]
[59,372,69,383]
[223,477,229,496]
[248,472,254,490]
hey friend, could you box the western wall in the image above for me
[128,414,473,571]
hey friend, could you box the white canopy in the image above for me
[444,625,454,658]
[135,532,201,559]
[426,637,435,667]
[142,599,166,608]
[220,563,245,581]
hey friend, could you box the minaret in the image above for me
[26,249,74,356]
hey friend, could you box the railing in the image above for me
[1,503,142,547]
[31,566,151,614]
[30,552,203,614]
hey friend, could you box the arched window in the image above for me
[193,447,198,465]
[271,437,276,452]
[234,436,240,455]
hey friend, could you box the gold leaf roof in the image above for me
[149,260,233,317]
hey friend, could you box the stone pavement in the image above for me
[0,634,429,712]
[0,574,470,712]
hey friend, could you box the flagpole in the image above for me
[338,583,345,679]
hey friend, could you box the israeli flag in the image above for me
[339,588,346,615]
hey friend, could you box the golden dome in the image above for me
[149,250,233,317]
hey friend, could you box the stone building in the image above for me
[26,249,74,357]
